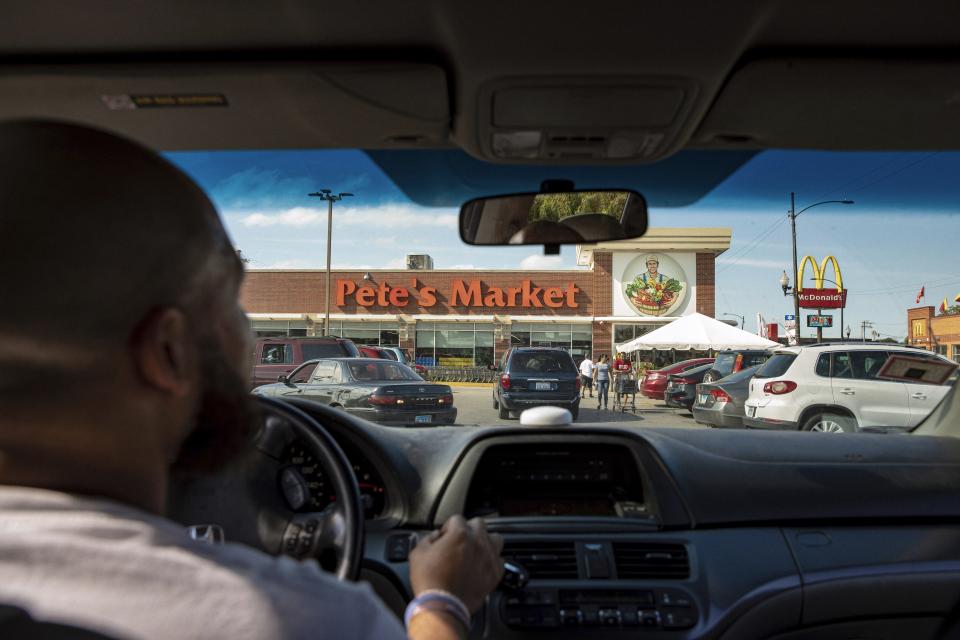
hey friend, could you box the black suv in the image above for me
[492,347,581,420]
[701,349,772,383]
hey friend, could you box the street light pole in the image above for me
[789,192,800,342]
[723,312,745,330]
[786,194,854,345]
[308,189,354,335]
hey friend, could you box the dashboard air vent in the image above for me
[613,543,689,580]
[502,541,578,579]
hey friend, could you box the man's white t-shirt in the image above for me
[578,358,594,377]
[0,486,407,640]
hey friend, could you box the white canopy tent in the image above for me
[617,313,780,352]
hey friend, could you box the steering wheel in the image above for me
[257,396,364,581]
[168,396,364,582]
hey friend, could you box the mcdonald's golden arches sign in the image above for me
[797,255,847,309]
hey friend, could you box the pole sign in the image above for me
[784,314,795,321]
[797,255,847,309]
[807,314,834,328]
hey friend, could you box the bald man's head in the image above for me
[0,121,258,503]
[0,120,234,345]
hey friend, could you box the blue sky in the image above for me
[167,149,960,340]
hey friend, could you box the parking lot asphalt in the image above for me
[450,384,706,429]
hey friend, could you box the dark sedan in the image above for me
[252,358,456,426]
[663,363,714,411]
[691,365,760,428]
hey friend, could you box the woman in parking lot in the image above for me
[594,355,611,410]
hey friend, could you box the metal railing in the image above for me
[423,366,497,383]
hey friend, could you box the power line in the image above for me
[805,153,909,202]
[717,216,787,273]
[847,152,940,194]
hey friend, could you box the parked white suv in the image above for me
[744,343,953,433]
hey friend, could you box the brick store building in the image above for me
[907,306,960,363]
[241,228,731,367]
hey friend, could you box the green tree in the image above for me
[529,191,628,222]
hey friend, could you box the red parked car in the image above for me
[357,345,393,359]
[640,357,715,400]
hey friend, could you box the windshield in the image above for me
[510,352,576,375]
[347,361,422,382]
[754,354,797,379]
[167,148,959,432]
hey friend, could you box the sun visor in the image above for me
[694,58,960,149]
[471,77,699,163]
[0,63,450,150]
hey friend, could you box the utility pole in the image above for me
[861,320,874,342]
[789,192,800,343]
[785,194,853,345]
[308,189,354,335]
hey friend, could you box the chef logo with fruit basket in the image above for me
[623,255,687,317]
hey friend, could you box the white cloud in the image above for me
[519,254,565,270]
[716,257,787,270]
[236,203,457,230]
[254,259,313,269]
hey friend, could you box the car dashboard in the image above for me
[242,400,960,638]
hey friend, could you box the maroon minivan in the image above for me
[639,357,715,400]
[250,337,359,389]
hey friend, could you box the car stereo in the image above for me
[464,443,646,518]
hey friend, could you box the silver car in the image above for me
[692,366,760,428]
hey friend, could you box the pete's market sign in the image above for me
[336,278,581,309]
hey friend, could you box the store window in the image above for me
[250,319,307,338]
[415,322,495,367]
[328,321,399,347]
[509,323,593,360]
[953,345,960,364]
[613,323,664,349]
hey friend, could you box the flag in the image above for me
[916,286,925,304]
[940,298,948,313]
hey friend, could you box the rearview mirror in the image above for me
[459,189,648,246]
[277,374,289,384]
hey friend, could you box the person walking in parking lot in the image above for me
[578,353,594,398]
[594,355,611,410]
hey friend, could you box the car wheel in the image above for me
[498,404,510,419]
[803,412,853,433]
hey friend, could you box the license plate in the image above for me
[534,382,552,391]
[415,415,432,424]
[697,394,709,405]
[746,406,756,417]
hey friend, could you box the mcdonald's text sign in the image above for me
[798,288,846,309]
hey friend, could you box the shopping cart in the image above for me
[614,376,638,413]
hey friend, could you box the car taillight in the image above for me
[763,380,797,395]
[500,373,511,390]
[369,394,399,406]
[438,394,454,405]
[576,377,582,390]
[733,354,744,372]
[710,388,733,402]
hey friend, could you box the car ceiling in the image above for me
[3,0,960,163]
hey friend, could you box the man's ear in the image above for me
[129,307,196,397]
